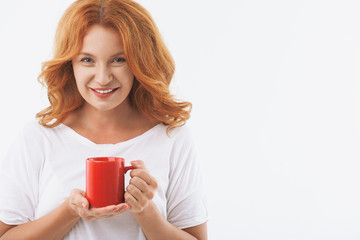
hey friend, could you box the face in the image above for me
[72,24,134,112]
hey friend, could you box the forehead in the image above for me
[80,24,123,54]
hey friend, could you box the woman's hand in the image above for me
[125,160,158,214]
[67,189,130,221]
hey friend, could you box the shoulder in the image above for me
[18,119,64,145]
[167,123,193,139]
[2,120,53,170]
[168,124,195,146]
[21,119,49,137]
[150,123,195,144]
[21,119,46,134]
[159,124,197,159]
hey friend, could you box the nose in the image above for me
[95,63,112,85]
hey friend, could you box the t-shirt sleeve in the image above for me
[0,122,43,225]
[166,127,208,229]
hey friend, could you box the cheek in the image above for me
[114,67,135,87]
[73,66,93,88]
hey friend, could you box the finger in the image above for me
[88,208,128,221]
[126,184,144,203]
[125,191,141,212]
[88,204,124,216]
[70,189,86,199]
[131,160,146,169]
[130,177,155,200]
[82,204,129,221]
[83,215,96,222]
[72,189,87,203]
[129,176,147,192]
[130,170,158,189]
[112,203,130,214]
[78,206,92,219]
[70,188,85,195]
[80,198,90,210]
[70,189,89,212]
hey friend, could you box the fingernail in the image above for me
[82,202,87,208]
[121,204,129,210]
[131,161,139,166]
[113,207,120,212]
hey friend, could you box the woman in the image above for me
[0,0,208,239]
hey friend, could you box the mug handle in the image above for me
[124,166,135,173]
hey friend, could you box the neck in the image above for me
[80,101,136,130]
[64,98,141,131]
[63,99,159,144]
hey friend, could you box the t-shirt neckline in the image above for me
[58,123,163,148]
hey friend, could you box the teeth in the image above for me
[94,89,114,94]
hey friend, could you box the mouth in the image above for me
[90,87,119,98]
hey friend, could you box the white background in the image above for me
[1,1,360,239]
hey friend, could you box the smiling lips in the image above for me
[90,87,119,98]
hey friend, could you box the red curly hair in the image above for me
[36,0,191,131]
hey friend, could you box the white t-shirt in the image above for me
[0,120,208,239]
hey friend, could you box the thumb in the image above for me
[71,189,88,209]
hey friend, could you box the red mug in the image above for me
[86,157,134,208]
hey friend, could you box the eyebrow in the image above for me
[78,52,125,57]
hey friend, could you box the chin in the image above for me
[93,105,119,112]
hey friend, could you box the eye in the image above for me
[80,57,94,63]
[113,57,126,63]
